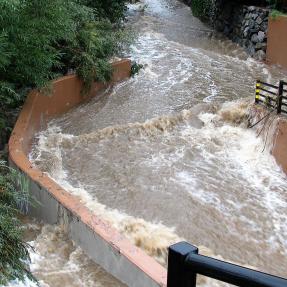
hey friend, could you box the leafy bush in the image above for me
[0,161,34,285]
[267,0,287,11]
[0,0,127,97]
[131,61,144,77]
[82,0,127,23]
[270,8,285,19]
[0,0,130,283]
[62,20,131,92]
[0,0,130,131]
[191,0,214,20]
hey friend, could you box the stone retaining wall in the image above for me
[214,3,269,60]
[183,0,270,60]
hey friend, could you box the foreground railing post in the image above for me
[277,80,284,114]
[167,242,198,287]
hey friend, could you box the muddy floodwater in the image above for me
[4,218,125,287]
[28,0,287,285]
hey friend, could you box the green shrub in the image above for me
[62,20,132,92]
[0,161,35,285]
[191,0,214,20]
[0,0,130,283]
[267,0,287,11]
[131,62,144,77]
[0,0,130,130]
[0,0,129,102]
[270,9,285,19]
[82,0,127,23]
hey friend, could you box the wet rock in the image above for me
[245,13,252,20]
[257,31,266,42]
[250,19,256,28]
[243,27,249,37]
[247,43,256,56]
[251,33,259,43]
[256,16,263,25]
[261,21,268,31]
[189,0,270,61]
[255,42,267,50]
[252,13,258,20]
[223,25,232,35]
[254,50,266,61]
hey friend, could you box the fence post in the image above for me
[255,81,260,104]
[167,242,198,287]
[277,80,284,114]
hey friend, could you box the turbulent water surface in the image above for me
[29,0,287,285]
[4,218,125,287]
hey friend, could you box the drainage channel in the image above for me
[15,0,287,286]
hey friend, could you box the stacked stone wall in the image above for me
[183,0,270,60]
[214,3,269,60]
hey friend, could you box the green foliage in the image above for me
[82,0,127,23]
[0,0,129,97]
[191,0,214,20]
[0,161,35,285]
[0,0,130,131]
[270,9,286,19]
[0,0,130,283]
[0,0,76,90]
[267,0,287,11]
[131,62,144,77]
[62,20,131,92]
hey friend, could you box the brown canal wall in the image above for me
[250,104,287,175]
[272,118,287,174]
[267,15,287,69]
[9,59,167,287]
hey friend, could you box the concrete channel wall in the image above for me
[271,119,287,174]
[9,59,167,287]
[250,104,287,175]
[266,15,287,69]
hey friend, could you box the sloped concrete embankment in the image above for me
[249,103,287,174]
[9,59,167,287]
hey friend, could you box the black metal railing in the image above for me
[167,242,287,287]
[255,80,287,114]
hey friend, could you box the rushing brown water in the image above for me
[29,0,287,285]
[4,218,126,287]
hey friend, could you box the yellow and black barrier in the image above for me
[255,80,287,114]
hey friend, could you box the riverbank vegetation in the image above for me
[190,0,213,20]
[190,0,287,20]
[268,0,287,11]
[0,161,33,285]
[0,0,130,143]
[0,0,130,284]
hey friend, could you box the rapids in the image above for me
[27,0,287,285]
[3,218,126,287]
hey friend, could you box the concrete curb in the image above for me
[9,59,167,287]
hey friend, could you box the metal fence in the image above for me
[255,80,287,114]
[167,242,287,287]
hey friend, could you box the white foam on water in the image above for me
[26,0,287,283]
[3,223,126,287]
[30,98,287,274]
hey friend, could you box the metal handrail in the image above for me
[257,80,278,90]
[167,242,287,287]
[255,80,287,114]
